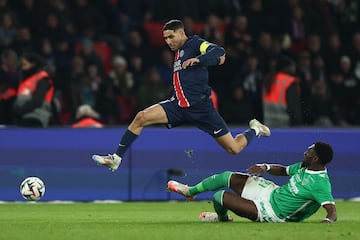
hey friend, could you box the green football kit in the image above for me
[270,162,335,222]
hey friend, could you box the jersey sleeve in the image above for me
[312,175,335,205]
[286,162,303,176]
[194,37,225,66]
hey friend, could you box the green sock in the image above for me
[213,190,229,222]
[189,171,232,196]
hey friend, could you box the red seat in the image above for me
[193,22,204,34]
[144,21,166,48]
[74,40,113,73]
[93,41,113,73]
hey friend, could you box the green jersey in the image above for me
[270,162,335,222]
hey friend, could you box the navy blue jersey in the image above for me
[172,35,225,107]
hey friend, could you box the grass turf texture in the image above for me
[0,200,358,240]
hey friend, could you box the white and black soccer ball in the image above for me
[20,177,46,201]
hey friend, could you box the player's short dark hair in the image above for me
[314,142,333,165]
[163,19,184,31]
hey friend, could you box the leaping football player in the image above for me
[92,19,270,171]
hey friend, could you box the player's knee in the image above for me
[226,147,240,155]
[228,143,246,154]
[133,111,147,126]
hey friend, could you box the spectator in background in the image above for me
[148,0,199,22]
[221,83,254,125]
[331,55,360,125]
[9,26,33,56]
[253,32,276,74]
[245,0,269,39]
[311,80,343,127]
[296,50,314,124]
[95,76,120,125]
[13,52,54,127]
[156,47,174,88]
[69,0,107,37]
[71,73,96,111]
[38,11,67,46]
[115,0,151,39]
[127,53,147,91]
[349,32,360,81]
[0,48,18,124]
[69,55,85,80]
[0,11,18,50]
[135,67,170,112]
[71,104,104,128]
[46,0,72,29]
[124,28,153,67]
[77,38,106,77]
[323,33,345,73]
[53,36,74,100]
[232,54,264,121]
[305,34,323,60]
[0,0,357,127]
[311,55,327,83]
[109,55,134,99]
[200,0,242,23]
[38,38,56,75]
[224,14,252,50]
[335,0,359,43]
[108,55,136,123]
[263,56,302,127]
[287,4,306,53]
[182,16,198,36]
[200,14,225,46]
[14,0,40,35]
[0,0,15,17]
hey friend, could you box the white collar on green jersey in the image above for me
[305,168,327,174]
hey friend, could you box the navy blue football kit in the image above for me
[160,35,229,137]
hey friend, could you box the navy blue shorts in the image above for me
[160,97,229,137]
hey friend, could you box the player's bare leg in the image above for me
[215,133,248,154]
[222,191,258,221]
[92,104,168,171]
[215,119,270,155]
[128,104,168,135]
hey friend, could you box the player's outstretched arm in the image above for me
[197,44,225,66]
[218,54,225,65]
[247,164,288,177]
[321,203,337,223]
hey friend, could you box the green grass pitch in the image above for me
[0,200,359,240]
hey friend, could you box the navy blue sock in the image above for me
[242,129,256,145]
[115,129,138,157]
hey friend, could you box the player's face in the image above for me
[302,144,318,167]
[163,29,184,51]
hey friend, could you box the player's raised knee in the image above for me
[133,111,147,125]
[226,147,239,155]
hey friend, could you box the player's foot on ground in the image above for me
[167,180,195,200]
[199,212,233,222]
[92,154,122,172]
[249,119,271,137]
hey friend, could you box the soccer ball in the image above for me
[20,177,46,201]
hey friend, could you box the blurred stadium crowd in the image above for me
[0,0,360,127]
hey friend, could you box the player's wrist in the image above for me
[257,163,270,172]
[263,163,271,171]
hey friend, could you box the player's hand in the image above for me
[182,58,200,69]
[247,164,266,177]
